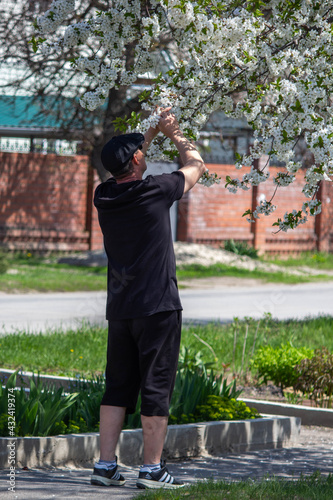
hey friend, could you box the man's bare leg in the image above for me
[141,415,168,464]
[99,405,126,461]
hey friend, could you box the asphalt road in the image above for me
[0,281,332,335]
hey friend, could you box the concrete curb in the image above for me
[0,368,90,391]
[242,398,333,427]
[0,416,300,469]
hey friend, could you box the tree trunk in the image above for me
[90,44,142,182]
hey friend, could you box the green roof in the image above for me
[0,95,95,130]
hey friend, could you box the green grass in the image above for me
[1,251,332,293]
[0,252,107,292]
[1,316,332,377]
[135,474,333,500]
[264,251,333,270]
[0,323,108,377]
[176,263,330,284]
[182,315,333,375]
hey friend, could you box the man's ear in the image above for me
[132,153,139,165]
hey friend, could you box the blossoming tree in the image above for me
[32,0,333,231]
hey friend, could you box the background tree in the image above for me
[0,0,172,180]
[2,0,333,230]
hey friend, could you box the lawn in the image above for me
[135,474,333,500]
[0,316,332,377]
[1,251,332,293]
[176,263,330,284]
[0,252,107,293]
[265,251,333,270]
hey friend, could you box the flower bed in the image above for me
[0,370,260,438]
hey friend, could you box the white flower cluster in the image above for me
[130,113,161,134]
[226,178,249,194]
[302,200,322,216]
[303,165,327,198]
[34,0,333,228]
[64,22,91,48]
[198,171,221,187]
[273,172,295,187]
[274,210,308,233]
[253,200,277,219]
[242,167,269,187]
[37,0,75,34]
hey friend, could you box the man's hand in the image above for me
[157,108,181,139]
[143,107,179,155]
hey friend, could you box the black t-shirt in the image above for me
[94,170,185,320]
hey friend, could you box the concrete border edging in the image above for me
[242,398,333,427]
[0,368,90,391]
[0,416,300,468]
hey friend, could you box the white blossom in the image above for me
[253,200,276,219]
[302,200,322,216]
[34,0,333,230]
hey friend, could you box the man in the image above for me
[91,108,206,490]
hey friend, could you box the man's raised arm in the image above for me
[158,109,206,194]
[142,126,159,156]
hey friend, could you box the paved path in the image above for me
[0,426,332,499]
[181,280,333,323]
[1,281,333,334]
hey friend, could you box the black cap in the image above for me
[101,133,145,174]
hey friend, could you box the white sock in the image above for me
[140,462,161,473]
[95,459,117,470]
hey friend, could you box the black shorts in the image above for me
[101,310,182,416]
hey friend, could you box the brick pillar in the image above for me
[89,170,104,251]
[177,191,190,241]
[315,181,330,253]
[251,156,269,254]
[85,162,94,249]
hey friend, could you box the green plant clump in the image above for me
[0,372,79,437]
[294,347,333,408]
[224,239,259,259]
[251,342,314,392]
[167,370,243,426]
[0,372,106,437]
[194,395,260,422]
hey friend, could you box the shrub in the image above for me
[168,367,242,425]
[223,239,259,259]
[294,347,333,408]
[194,395,261,422]
[251,342,314,392]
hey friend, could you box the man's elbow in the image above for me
[199,163,206,177]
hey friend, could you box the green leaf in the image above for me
[290,99,305,113]
[28,36,46,53]
[242,209,252,218]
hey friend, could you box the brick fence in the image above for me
[0,153,332,254]
[0,152,102,252]
[177,162,333,255]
